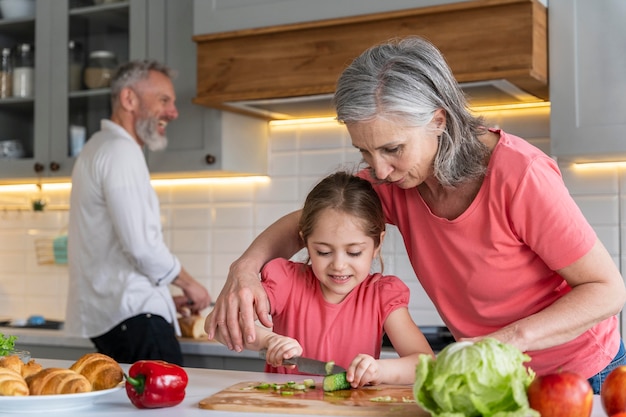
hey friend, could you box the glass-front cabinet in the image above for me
[0,0,138,180]
[0,0,268,181]
[0,1,40,178]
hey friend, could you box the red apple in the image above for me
[602,366,626,415]
[527,371,593,417]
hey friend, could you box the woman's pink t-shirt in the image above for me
[361,129,619,377]
[261,257,410,374]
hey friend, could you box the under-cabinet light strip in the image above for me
[0,176,270,192]
[269,102,552,127]
[572,162,626,170]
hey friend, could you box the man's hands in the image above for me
[172,267,212,315]
[205,261,271,352]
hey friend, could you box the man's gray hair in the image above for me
[110,59,176,106]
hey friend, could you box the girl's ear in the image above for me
[374,230,386,257]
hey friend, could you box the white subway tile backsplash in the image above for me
[298,150,344,176]
[571,195,619,225]
[594,225,620,256]
[299,124,346,150]
[212,229,255,253]
[213,205,254,228]
[268,152,299,176]
[177,253,212,277]
[561,163,619,195]
[1,109,624,330]
[171,229,213,253]
[255,177,298,202]
[171,206,215,228]
[255,203,299,228]
[268,126,299,151]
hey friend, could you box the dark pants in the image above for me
[91,313,183,366]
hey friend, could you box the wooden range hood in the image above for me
[193,0,547,120]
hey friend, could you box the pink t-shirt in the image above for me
[361,129,619,378]
[261,257,410,375]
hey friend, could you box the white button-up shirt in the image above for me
[66,120,180,338]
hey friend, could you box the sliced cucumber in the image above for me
[322,372,350,392]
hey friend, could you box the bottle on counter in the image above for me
[83,50,117,89]
[12,43,34,98]
[0,47,12,99]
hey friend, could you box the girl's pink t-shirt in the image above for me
[361,129,619,377]
[261,257,410,374]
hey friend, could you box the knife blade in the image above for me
[258,349,346,375]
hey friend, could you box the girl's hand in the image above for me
[264,335,303,368]
[347,354,383,387]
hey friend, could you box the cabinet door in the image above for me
[549,0,626,162]
[49,0,137,180]
[142,0,209,173]
[145,0,268,176]
[0,0,52,179]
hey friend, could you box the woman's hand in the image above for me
[205,210,304,352]
[205,260,271,352]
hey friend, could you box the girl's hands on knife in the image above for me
[263,334,303,368]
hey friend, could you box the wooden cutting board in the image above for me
[198,381,429,416]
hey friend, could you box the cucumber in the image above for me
[322,372,350,392]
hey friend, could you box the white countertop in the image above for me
[2,358,609,417]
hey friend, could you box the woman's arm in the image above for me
[473,239,626,352]
[205,210,304,351]
[348,308,435,387]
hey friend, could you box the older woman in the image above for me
[206,36,626,393]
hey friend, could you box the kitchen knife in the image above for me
[258,350,346,375]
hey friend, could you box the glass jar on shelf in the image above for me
[83,50,117,89]
[0,47,12,98]
[68,40,84,91]
[12,43,34,98]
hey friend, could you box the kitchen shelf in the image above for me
[0,18,35,41]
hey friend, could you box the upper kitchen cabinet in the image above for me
[0,0,267,182]
[0,0,53,180]
[550,0,626,162]
[192,0,548,120]
[140,0,268,177]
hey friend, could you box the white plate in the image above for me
[0,385,123,413]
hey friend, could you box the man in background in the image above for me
[66,60,211,365]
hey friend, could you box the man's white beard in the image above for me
[136,117,168,152]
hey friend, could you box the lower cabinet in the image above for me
[16,338,266,371]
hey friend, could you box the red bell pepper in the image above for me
[125,360,188,409]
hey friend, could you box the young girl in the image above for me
[210,171,434,387]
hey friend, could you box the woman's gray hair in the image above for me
[110,59,176,108]
[333,36,488,186]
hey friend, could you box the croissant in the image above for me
[0,355,24,375]
[26,368,92,395]
[0,367,29,396]
[21,360,43,379]
[69,353,123,391]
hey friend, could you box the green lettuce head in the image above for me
[413,338,539,417]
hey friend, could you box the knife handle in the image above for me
[258,349,296,365]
